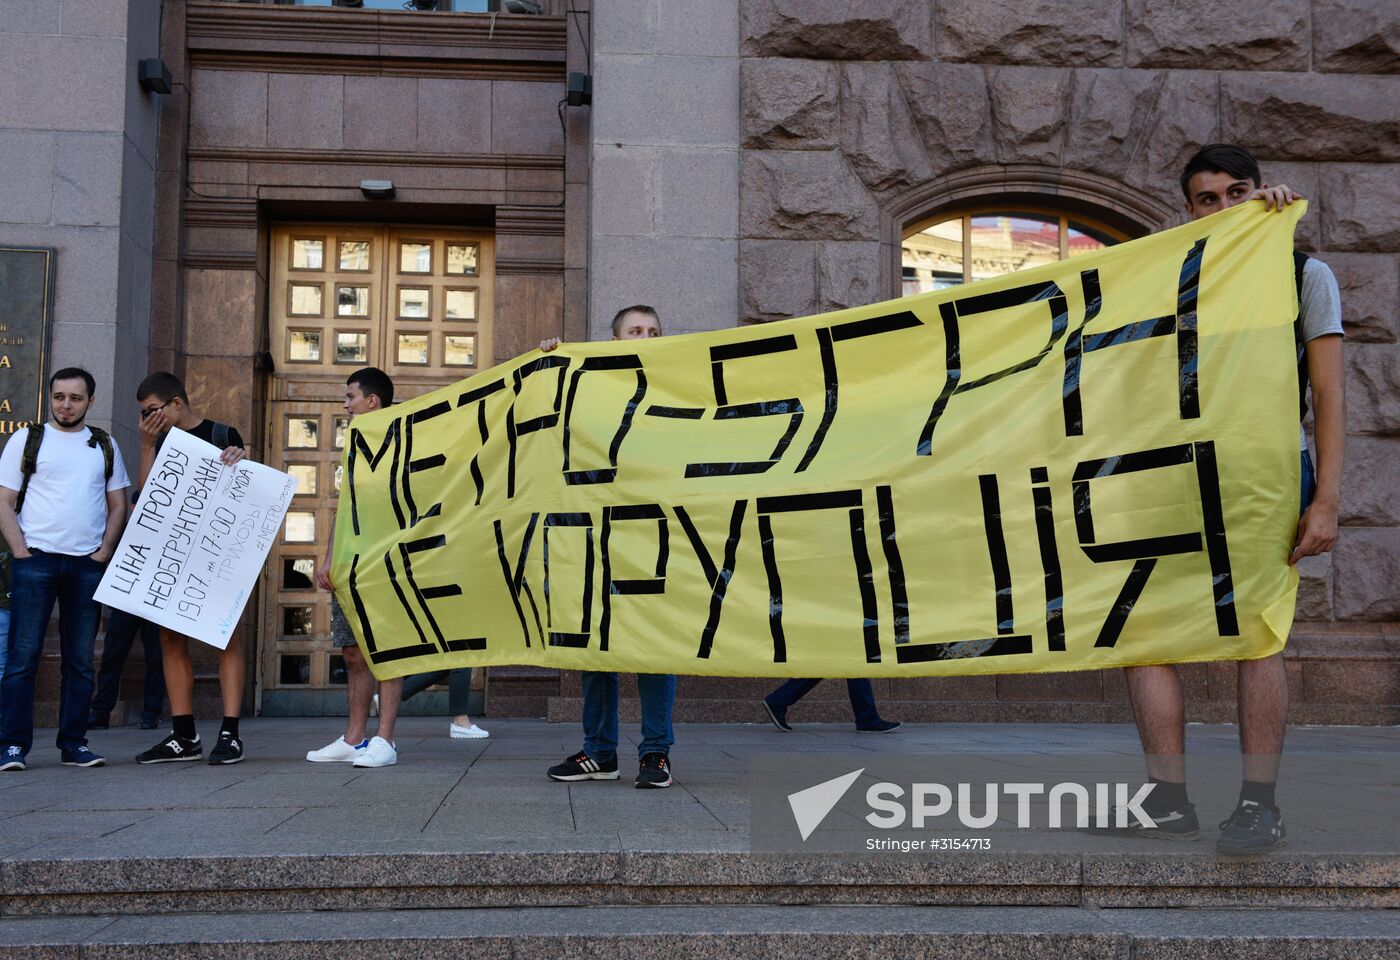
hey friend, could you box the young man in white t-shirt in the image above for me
[0,368,131,770]
[1110,144,1345,855]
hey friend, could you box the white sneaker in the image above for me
[306,736,367,763]
[352,736,397,767]
[450,721,489,739]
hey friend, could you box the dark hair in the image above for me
[611,304,661,337]
[347,367,394,408]
[1179,143,1261,200]
[136,371,189,405]
[50,367,96,397]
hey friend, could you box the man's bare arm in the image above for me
[1291,334,1344,564]
[93,487,128,563]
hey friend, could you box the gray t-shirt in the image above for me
[1298,257,1344,449]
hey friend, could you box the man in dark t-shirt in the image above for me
[129,372,250,765]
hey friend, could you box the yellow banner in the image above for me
[335,202,1304,680]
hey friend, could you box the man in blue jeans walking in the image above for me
[0,368,131,771]
[541,306,677,789]
[762,678,901,733]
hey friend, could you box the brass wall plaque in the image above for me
[0,246,55,435]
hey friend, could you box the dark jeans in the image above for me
[0,551,105,755]
[401,668,473,715]
[89,606,166,724]
[582,671,675,760]
[766,678,882,727]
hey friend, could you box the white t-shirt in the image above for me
[0,424,131,556]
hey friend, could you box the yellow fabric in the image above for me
[335,202,1304,680]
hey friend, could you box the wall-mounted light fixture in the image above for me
[138,59,172,95]
[566,72,592,108]
[360,180,396,200]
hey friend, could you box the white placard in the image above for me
[94,428,298,649]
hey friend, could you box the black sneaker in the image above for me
[1217,801,1286,855]
[136,733,202,764]
[856,719,902,733]
[635,752,673,789]
[139,716,160,730]
[762,698,793,732]
[208,731,244,765]
[87,714,110,730]
[547,750,619,782]
[1090,801,1199,841]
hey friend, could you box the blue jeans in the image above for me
[0,551,105,755]
[402,667,473,715]
[89,606,166,724]
[581,671,675,760]
[1300,448,1316,513]
[766,678,882,727]
[0,607,9,714]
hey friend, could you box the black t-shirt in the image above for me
[188,419,244,451]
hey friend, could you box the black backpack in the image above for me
[1,424,116,610]
[1293,251,1311,422]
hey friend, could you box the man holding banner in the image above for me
[307,368,404,769]
[1111,144,1345,854]
[541,307,678,790]
[130,373,249,766]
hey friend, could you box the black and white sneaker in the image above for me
[635,752,673,789]
[547,750,619,782]
[1217,801,1286,855]
[0,746,26,772]
[1089,802,1199,841]
[208,731,244,765]
[136,733,202,764]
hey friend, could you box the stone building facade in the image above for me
[1,0,1395,723]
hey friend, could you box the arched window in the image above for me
[901,208,1130,297]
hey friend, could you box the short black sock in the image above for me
[1239,779,1276,809]
[1145,778,1189,815]
[220,716,240,738]
[172,715,196,741]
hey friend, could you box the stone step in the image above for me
[3,844,1397,917]
[1,904,1397,957]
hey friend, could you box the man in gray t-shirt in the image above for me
[1108,144,1345,856]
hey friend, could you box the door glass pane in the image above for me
[283,557,315,590]
[968,213,1059,281]
[336,332,368,363]
[399,241,431,274]
[282,607,313,636]
[292,239,324,270]
[446,243,478,276]
[445,288,477,321]
[444,334,476,367]
[290,284,323,316]
[285,511,316,542]
[336,285,370,317]
[287,330,322,362]
[287,463,317,495]
[1068,220,1118,255]
[333,463,343,493]
[398,287,430,319]
[329,655,348,685]
[280,654,311,684]
[334,418,348,449]
[397,333,429,365]
[902,218,964,294]
[338,240,370,271]
[287,417,319,448]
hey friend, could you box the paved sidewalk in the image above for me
[0,718,1395,861]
